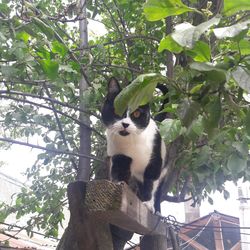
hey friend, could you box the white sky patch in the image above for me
[88,18,107,38]
[0,144,39,182]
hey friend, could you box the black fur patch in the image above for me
[154,181,163,212]
[136,179,154,202]
[101,100,121,127]
[130,105,150,129]
[138,132,163,211]
[111,154,132,184]
[144,132,162,180]
[101,77,122,127]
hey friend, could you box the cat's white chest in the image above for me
[106,119,157,181]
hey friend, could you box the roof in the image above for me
[0,229,57,250]
[179,211,241,250]
[181,210,239,228]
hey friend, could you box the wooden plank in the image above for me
[178,233,209,250]
[213,217,224,250]
[231,241,241,250]
[84,180,168,236]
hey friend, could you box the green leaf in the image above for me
[187,41,211,62]
[38,59,59,80]
[36,47,51,60]
[144,0,195,21]
[172,16,221,48]
[52,41,68,57]
[1,65,19,78]
[0,3,10,15]
[224,0,250,16]
[160,119,186,143]
[232,141,249,157]
[179,100,201,127]
[190,62,220,71]
[32,17,55,40]
[190,83,204,94]
[16,31,30,43]
[245,109,250,136]
[239,40,250,56]
[190,62,227,83]
[232,67,250,93]
[203,96,221,136]
[60,65,77,73]
[190,116,204,136]
[158,35,183,53]
[207,96,221,128]
[114,73,167,116]
[227,153,247,174]
[213,20,250,39]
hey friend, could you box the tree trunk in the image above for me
[140,235,168,250]
[165,16,173,79]
[77,0,91,181]
[57,182,114,250]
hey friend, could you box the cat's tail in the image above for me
[154,84,169,122]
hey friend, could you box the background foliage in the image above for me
[0,0,250,239]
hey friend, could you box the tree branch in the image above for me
[90,63,142,73]
[163,195,192,203]
[43,83,78,171]
[77,0,92,181]
[0,94,105,140]
[0,89,100,118]
[0,137,104,163]
[165,17,174,79]
[101,1,127,52]
[161,137,184,201]
[87,35,160,50]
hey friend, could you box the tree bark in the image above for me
[165,16,173,79]
[57,182,114,250]
[140,235,168,250]
[78,0,91,181]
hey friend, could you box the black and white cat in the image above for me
[101,77,167,213]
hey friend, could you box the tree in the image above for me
[0,0,250,245]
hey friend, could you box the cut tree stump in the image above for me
[57,180,169,250]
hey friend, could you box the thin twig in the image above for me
[0,89,100,118]
[101,1,129,61]
[87,35,160,50]
[0,94,105,139]
[90,63,142,73]
[43,83,78,171]
[0,137,104,163]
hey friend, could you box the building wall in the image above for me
[238,183,250,250]
[0,171,25,224]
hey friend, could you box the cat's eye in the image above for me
[132,110,141,118]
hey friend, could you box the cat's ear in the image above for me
[107,77,121,100]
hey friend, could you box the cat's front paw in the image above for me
[111,180,126,186]
[143,201,155,214]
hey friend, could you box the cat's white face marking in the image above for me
[107,111,143,137]
[106,118,159,181]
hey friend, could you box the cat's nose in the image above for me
[122,122,129,128]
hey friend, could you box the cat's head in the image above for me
[101,77,150,136]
